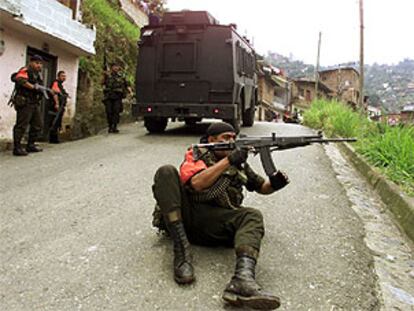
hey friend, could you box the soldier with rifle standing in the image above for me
[102,62,129,133]
[48,71,69,144]
[11,55,52,156]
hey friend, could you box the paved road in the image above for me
[0,121,411,310]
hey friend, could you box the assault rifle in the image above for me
[34,84,54,100]
[192,132,357,177]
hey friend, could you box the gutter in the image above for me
[337,142,414,243]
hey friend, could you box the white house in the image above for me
[0,0,96,142]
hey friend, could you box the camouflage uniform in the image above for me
[13,66,44,153]
[153,149,265,255]
[103,72,128,132]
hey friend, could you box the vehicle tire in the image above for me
[184,118,201,127]
[144,117,168,133]
[242,95,256,127]
[225,104,241,134]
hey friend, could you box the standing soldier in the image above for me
[49,71,69,144]
[11,55,46,156]
[102,63,129,133]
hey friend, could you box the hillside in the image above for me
[265,52,414,112]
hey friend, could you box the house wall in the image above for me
[291,82,315,110]
[119,0,149,27]
[0,0,96,54]
[320,69,360,105]
[401,112,414,124]
[258,76,274,106]
[0,28,79,140]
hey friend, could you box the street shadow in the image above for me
[136,122,211,143]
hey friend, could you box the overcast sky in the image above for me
[166,0,413,66]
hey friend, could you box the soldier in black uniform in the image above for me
[48,71,69,144]
[152,122,290,310]
[102,63,129,133]
[12,55,46,156]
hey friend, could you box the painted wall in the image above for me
[1,0,96,54]
[0,27,79,140]
[120,0,149,27]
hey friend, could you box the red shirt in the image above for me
[179,149,207,184]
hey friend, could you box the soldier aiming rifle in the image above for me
[152,122,356,310]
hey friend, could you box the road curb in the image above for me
[337,142,414,243]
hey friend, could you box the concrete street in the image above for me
[1,121,413,310]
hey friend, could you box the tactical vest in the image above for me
[51,80,68,106]
[187,149,249,209]
[104,73,127,99]
[15,67,43,104]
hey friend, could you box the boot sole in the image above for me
[222,291,281,310]
[174,275,195,285]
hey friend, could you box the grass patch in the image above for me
[83,0,140,41]
[303,99,414,196]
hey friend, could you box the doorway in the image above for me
[27,47,57,139]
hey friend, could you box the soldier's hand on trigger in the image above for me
[228,148,248,167]
[269,170,290,191]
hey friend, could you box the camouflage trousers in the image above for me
[152,165,265,252]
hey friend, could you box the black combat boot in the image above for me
[26,143,43,153]
[166,220,195,284]
[108,124,114,133]
[222,254,281,310]
[13,142,28,156]
[112,124,119,133]
[49,131,60,144]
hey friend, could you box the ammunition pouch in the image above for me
[12,95,27,111]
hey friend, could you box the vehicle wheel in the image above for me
[144,117,168,133]
[184,118,201,127]
[225,105,241,133]
[242,95,256,127]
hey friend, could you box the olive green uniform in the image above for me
[103,72,128,130]
[153,150,266,253]
[13,67,43,149]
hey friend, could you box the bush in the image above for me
[303,99,414,196]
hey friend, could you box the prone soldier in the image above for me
[11,55,49,156]
[152,122,290,310]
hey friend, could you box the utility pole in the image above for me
[359,0,365,109]
[314,31,322,101]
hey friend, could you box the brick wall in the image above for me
[3,0,95,55]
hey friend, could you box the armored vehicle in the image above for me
[133,11,257,133]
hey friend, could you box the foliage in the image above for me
[75,0,140,136]
[303,100,414,195]
[357,125,414,195]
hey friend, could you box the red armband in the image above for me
[179,149,207,184]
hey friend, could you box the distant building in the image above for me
[256,61,290,121]
[401,103,414,125]
[290,78,332,112]
[0,0,96,141]
[319,67,361,108]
